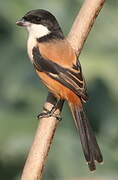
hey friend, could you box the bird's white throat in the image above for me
[27,24,50,39]
[27,24,50,63]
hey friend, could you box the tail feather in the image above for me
[69,102,103,171]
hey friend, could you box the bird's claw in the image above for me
[37,111,62,121]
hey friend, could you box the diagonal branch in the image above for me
[21,0,105,180]
[67,0,105,56]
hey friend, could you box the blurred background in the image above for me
[0,0,118,180]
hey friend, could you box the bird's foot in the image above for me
[37,110,62,121]
[37,99,63,121]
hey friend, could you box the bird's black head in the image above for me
[16,9,64,42]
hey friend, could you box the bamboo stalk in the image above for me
[21,0,105,179]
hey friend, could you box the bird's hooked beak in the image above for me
[16,18,30,27]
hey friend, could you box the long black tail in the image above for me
[69,102,103,171]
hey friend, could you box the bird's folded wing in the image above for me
[32,47,88,101]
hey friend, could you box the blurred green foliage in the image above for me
[0,0,118,180]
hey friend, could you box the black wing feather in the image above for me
[32,47,88,101]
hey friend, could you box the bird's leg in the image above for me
[37,99,64,121]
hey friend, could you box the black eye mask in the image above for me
[23,15,41,24]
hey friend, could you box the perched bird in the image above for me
[16,9,103,171]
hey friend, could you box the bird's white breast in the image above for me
[27,24,50,63]
[27,35,37,63]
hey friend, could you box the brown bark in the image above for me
[21,0,105,179]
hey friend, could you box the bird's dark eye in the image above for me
[36,16,41,21]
